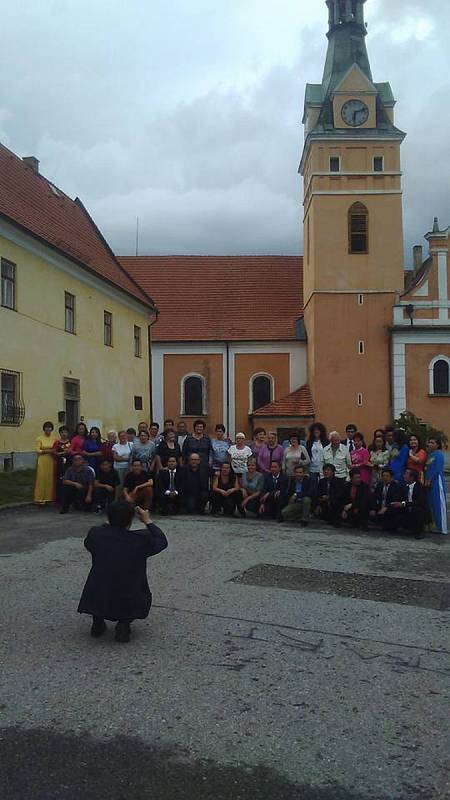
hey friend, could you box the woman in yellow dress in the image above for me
[34,421,57,505]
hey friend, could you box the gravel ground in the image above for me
[1,507,449,800]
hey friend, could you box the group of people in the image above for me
[33,418,447,538]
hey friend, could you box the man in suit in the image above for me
[369,467,404,532]
[157,455,183,515]
[259,460,289,521]
[180,453,210,514]
[78,501,168,643]
[315,463,345,526]
[396,468,430,540]
[281,465,313,526]
[341,424,357,453]
[341,468,370,530]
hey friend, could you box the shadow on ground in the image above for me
[0,726,401,800]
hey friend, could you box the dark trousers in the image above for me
[317,501,342,526]
[184,492,209,514]
[93,487,115,509]
[211,490,243,516]
[342,505,369,529]
[159,493,182,514]
[61,484,90,511]
[372,509,403,532]
[399,509,427,536]
[244,497,261,515]
[262,494,284,520]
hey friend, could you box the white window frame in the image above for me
[357,393,363,407]
[358,294,364,306]
[180,373,207,416]
[1,258,16,310]
[249,373,275,413]
[373,155,384,173]
[429,355,450,395]
[358,340,365,355]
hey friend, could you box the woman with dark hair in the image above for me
[182,419,211,467]
[34,421,57,505]
[350,432,372,486]
[83,427,104,470]
[71,422,88,455]
[211,463,242,517]
[389,429,409,482]
[425,437,447,534]
[306,423,328,492]
[156,429,182,469]
[369,433,389,487]
[52,425,73,503]
[283,432,310,477]
[407,435,427,480]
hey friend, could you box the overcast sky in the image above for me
[1,0,449,262]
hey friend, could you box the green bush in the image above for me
[393,410,448,449]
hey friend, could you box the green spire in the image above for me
[322,1,372,97]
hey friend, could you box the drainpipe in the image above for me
[148,308,159,421]
[225,341,230,434]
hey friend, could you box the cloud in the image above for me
[0,0,448,259]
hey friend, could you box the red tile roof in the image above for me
[119,255,304,341]
[0,143,154,309]
[252,385,314,417]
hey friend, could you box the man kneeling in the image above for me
[77,501,168,643]
[281,465,312,526]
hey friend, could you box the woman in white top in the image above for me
[228,433,253,475]
[283,433,310,476]
[112,429,133,486]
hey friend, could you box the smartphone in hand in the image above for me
[135,506,151,524]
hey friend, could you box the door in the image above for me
[64,379,80,434]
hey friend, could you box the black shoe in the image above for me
[301,520,309,527]
[115,621,131,643]
[90,619,107,638]
[238,505,246,518]
[60,507,69,514]
[415,532,426,540]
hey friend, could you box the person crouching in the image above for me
[77,501,168,643]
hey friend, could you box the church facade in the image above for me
[124,0,449,438]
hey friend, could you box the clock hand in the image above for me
[352,109,358,125]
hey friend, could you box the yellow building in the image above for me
[0,145,156,470]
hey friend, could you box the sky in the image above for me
[0,0,449,262]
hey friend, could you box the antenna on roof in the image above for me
[135,216,140,256]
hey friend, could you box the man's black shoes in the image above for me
[90,618,107,638]
[115,621,131,643]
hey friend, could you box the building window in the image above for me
[373,156,384,172]
[1,259,16,310]
[432,359,450,395]
[181,374,206,416]
[348,203,369,254]
[134,395,143,411]
[104,311,113,346]
[330,156,340,173]
[358,341,365,355]
[358,294,364,306]
[65,292,76,334]
[251,374,273,412]
[134,325,142,358]
[1,370,24,426]
[357,393,363,407]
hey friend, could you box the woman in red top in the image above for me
[70,422,88,454]
[350,432,372,486]
[407,435,427,480]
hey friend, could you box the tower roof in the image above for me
[322,1,371,99]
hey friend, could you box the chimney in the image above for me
[22,156,39,174]
[413,245,423,274]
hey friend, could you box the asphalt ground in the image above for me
[0,507,449,800]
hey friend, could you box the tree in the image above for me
[392,410,448,449]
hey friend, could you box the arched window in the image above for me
[181,374,206,416]
[348,202,368,254]
[433,359,450,395]
[251,374,273,412]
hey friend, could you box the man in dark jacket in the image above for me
[281,465,313,525]
[397,469,430,539]
[369,467,404,532]
[78,501,168,643]
[259,461,289,522]
[157,455,184,515]
[341,468,370,530]
[180,453,210,514]
[315,464,345,526]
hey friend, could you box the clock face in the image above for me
[341,99,369,127]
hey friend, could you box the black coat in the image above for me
[286,475,313,499]
[342,482,370,512]
[317,476,345,510]
[402,482,431,518]
[157,468,184,499]
[180,466,210,497]
[371,480,403,512]
[262,473,289,500]
[78,523,168,621]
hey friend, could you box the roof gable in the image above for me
[0,142,154,309]
[332,63,377,95]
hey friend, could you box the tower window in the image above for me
[329,156,340,173]
[432,360,450,395]
[358,341,365,355]
[134,395,143,411]
[357,393,363,407]
[348,203,369,254]
[373,156,384,172]
[358,294,364,306]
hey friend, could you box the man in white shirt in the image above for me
[341,424,357,453]
[157,455,183,515]
[322,432,352,481]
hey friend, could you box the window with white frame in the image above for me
[1,369,24,426]
[251,374,273,412]
[430,357,450,395]
[181,374,206,416]
[1,259,16,310]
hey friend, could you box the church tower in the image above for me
[300,0,406,431]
